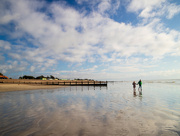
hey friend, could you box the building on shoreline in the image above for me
[0,75,8,79]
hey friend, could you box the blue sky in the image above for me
[0,0,180,81]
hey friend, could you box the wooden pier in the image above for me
[0,79,107,86]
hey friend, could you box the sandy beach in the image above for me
[0,84,63,92]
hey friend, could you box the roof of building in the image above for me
[0,75,8,79]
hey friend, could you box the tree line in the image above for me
[19,75,58,80]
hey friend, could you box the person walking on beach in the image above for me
[132,81,136,95]
[137,79,142,94]
[137,80,142,88]
[132,81,136,89]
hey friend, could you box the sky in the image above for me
[0,0,180,81]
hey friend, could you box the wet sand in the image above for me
[0,84,63,92]
[0,81,180,136]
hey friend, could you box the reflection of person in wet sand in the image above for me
[137,79,142,95]
[132,81,136,95]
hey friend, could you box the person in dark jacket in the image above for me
[132,81,136,95]
[137,79,142,88]
[137,79,142,94]
[132,81,136,89]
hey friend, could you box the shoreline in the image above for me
[0,84,64,92]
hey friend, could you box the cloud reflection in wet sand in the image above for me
[0,83,180,136]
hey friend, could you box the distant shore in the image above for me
[0,84,64,92]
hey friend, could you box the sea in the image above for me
[0,79,180,136]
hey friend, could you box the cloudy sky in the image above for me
[0,0,180,80]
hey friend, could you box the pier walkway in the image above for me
[0,79,107,86]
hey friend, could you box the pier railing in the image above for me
[0,79,107,86]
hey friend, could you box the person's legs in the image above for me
[133,88,136,95]
[139,86,142,95]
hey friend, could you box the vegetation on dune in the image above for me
[19,75,57,80]
[17,75,94,81]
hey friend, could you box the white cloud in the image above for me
[75,0,88,5]
[84,65,98,71]
[0,60,27,75]
[98,1,111,15]
[30,66,35,72]
[100,19,180,60]
[1,0,179,64]
[166,3,180,19]
[0,40,11,50]
[75,0,120,15]
[8,53,21,60]
[127,0,180,19]
[127,0,165,12]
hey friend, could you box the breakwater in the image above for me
[0,79,107,86]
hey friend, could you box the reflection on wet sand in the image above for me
[133,88,142,97]
[0,83,180,136]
